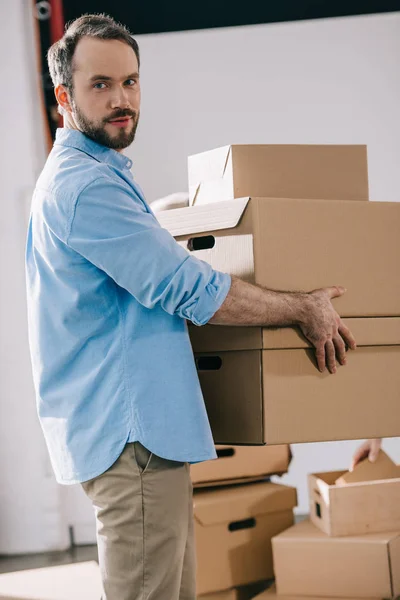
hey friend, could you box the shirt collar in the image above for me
[54,128,133,171]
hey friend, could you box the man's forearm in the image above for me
[209,276,306,327]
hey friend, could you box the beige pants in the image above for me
[81,442,196,600]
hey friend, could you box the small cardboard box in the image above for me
[191,444,291,487]
[272,520,400,598]
[188,144,369,206]
[309,459,400,537]
[194,481,297,595]
[187,319,400,445]
[0,561,102,600]
[252,583,382,600]
[157,197,400,317]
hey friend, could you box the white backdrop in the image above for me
[1,3,399,552]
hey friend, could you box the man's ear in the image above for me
[55,84,72,114]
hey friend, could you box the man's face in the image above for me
[69,37,141,150]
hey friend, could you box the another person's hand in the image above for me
[298,286,357,374]
[350,438,382,471]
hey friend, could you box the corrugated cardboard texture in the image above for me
[0,562,102,600]
[190,445,291,485]
[188,145,369,205]
[253,583,382,600]
[163,197,400,317]
[189,318,400,353]
[195,344,400,445]
[194,482,296,595]
[272,520,399,598]
[309,471,400,536]
[335,450,400,486]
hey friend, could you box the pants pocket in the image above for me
[133,441,153,474]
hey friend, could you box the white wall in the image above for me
[0,0,71,553]
[130,12,400,204]
[1,6,399,553]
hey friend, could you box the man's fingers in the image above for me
[350,447,369,471]
[333,335,347,366]
[338,322,357,350]
[326,285,347,300]
[315,343,326,373]
[325,340,337,374]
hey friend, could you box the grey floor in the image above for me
[0,545,98,575]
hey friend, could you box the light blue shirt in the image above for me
[25,128,231,485]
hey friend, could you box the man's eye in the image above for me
[93,82,107,89]
[125,79,137,86]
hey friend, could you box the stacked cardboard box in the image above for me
[271,451,400,599]
[157,144,400,445]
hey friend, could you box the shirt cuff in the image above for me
[190,271,232,326]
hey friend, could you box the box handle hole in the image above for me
[315,502,322,519]
[216,448,235,459]
[229,517,256,532]
[195,356,222,371]
[187,235,215,251]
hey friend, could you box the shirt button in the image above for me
[126,161,132,169]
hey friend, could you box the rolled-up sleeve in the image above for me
[66,177,231,325]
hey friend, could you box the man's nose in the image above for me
[110,86,130,109]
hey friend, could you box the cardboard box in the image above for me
[252,583,381,600]
[191,444,291,487]
[309,466,400,537]
[335,449,400,486]
[188,145,369,206]
[188,318,400,445]
[194,481,296,595]
[0,561,102,600]
[157,197,400,317]
[272,519,400,598]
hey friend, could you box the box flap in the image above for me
[190,318,400,354]
[156,197,250,237]
[193,482,296,527]
[262,317,400,349]
[255,583,382,600]
[273,519,400,544]
[188,145,231,205]
[335,450,400,486]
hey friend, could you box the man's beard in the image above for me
[72,102,139,150]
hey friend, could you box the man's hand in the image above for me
[210,278,357,374]
[298,286,357,374]
[350,439,382,471]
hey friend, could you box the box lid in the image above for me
[189,318,400,353]
[193,482,296,527]
[156,197,250,237]
[273,518,400,545]
[253,583,382,600]
[335,450,400,486]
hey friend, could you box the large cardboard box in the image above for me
[272,520,400,598]
[309,458,400,537]
[191,444,291,487]
[0,561,102,600]
[157,197,400,317]
[252,583,382,600]
[188,318,400,445]
[188,145,369,206]
[194,481,296,595]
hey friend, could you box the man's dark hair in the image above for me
[47,13,140,92]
